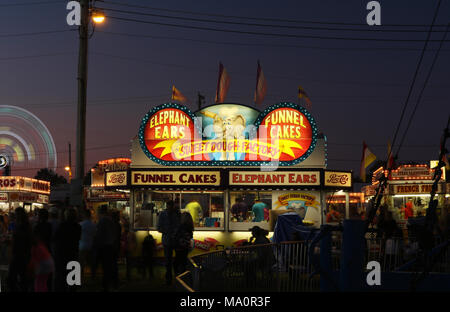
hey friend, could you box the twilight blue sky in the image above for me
[1,0,449,177]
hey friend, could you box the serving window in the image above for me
[228,191,272,231]
[132,189,225,230]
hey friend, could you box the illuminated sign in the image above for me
[0,177,50,194]
[391,183,444,195]
[88,189,129,201]
[389,165,439,180]
[229,171,320,186]
[324,171,352,188]
[91,158,131,187]
[105,171,128,187]
[0,192,7,201]
[139,102,318,166]
[131,171,221,186]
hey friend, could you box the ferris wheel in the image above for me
[0,105,57,175]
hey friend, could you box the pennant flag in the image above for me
[171,85,188,103]
[360,141,377,182]
[298,86,312,110]
[254,60,267,105]
[386,140,395,170]
[215,62,230,103]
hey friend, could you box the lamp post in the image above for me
[65,166,72,182]
[71,0,104,206]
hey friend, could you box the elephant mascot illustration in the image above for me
[200,110,246,160]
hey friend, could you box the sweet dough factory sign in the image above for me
[138,102,318,166]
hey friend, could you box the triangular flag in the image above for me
[254,60,267,105]
[171,85,188,103]
[360,141,377,182]
[298,86,312,110]
[215,62,230,103]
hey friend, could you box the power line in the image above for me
[0,1,65,7]
[106,15,450,42]
[396,23,450,158]
[96,30,450,53]
[390,0,443,161]
[0,29,75,38]
[0,52,74,61]
[98,6,449,33]
[101,0,449,28]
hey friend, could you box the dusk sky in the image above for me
[1,0,449,178]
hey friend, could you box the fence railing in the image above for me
[177,234,450,292]
[184,241,318,292]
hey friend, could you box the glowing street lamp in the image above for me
[65,166,72,182]
[91,10,105,24]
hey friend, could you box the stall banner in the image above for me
[139,102,318,166]
[324,171,352,188]
[0,192,7,201]
[9,192,39,203]
[92,158,131,187]
[0,177,50,194]
[391,183,444,195]
[131,171,221,186]
[389,165,442,181]
[272,190,321,225]
[37,194,49,204]
[88,189,129,201]
[105,171,128,187]
[229,171,320,186]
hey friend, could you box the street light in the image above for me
[91,9,105,24]
[65,166,72,182]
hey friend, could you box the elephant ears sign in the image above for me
[139,102,318,166]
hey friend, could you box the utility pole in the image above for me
[68,142,72,171]
[71,0,89,207]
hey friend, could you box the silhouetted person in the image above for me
[174,212,194,276]
[111,210,122,289]
[30,226,54,292]
[7,207,32,292]
[79,209,96,278]
[54,208,81,292]
[142,232,156,280]
[93,205,115,291]
[33,209,52,252]
[157,199,181,285]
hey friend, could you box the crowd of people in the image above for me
[0,204,156,292]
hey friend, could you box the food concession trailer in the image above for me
[105,102,355,255]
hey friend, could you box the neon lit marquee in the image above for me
[139,102,318,166]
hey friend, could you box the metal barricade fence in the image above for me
[176,235,449,292]
[180,241,319,292]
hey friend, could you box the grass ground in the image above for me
[78,260,184,292]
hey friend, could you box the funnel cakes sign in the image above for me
[139,102,318,166]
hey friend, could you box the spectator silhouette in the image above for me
[33,209,52,252]
[54,208,81,292]
[79,209,96,278]
[30,226,54,292]
[157,199,181,285]
[111,210,122,290]
[174,212,194,276]
[122,222,137,281]
[142,232,156,280]
[93,205,115,292]
[7,207,32,292]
